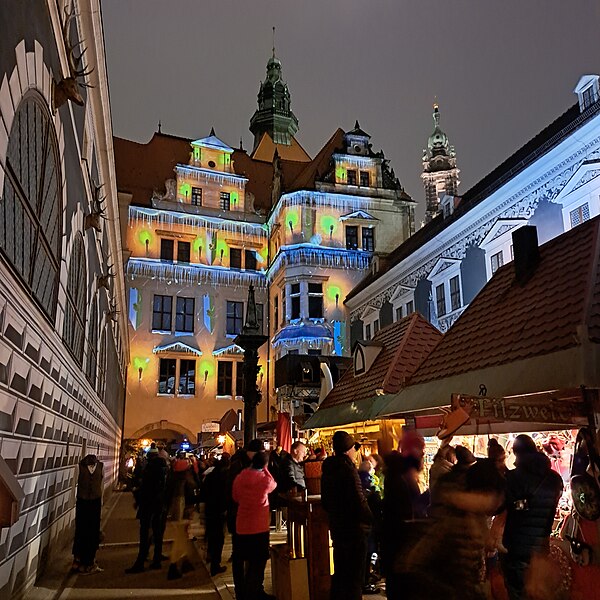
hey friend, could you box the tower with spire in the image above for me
[421,103,460,223]
[249,44,299,150]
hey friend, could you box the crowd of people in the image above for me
[74,432,567,600]
[321,430,564,600]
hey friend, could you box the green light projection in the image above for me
[216,239,229,258]
[133,357,150,371]
[193,236,203,252]
[287,209,300,230]
[138,230,152,245]
[231,191,239,205]
[200,360,215,378]
[326,285,342,302]
[335,165,345,182]
[179,182,192,199]
[320,215,338,235]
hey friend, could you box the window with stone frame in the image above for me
[226,301,244,335]
[570,203,590,228]
[245,249,257,271]
[191,187,202,206]
[235,362,244,398]
[406,300,414,314]
[436,283,447,317]
[1,93,62,319]
[152,295,172,331]
[346,226,359,250]
[230,248,242,269]
[160,238,174,261]
[220,191,231,211]
[175,297,194,333]
[362,227,375,252]
[359,171,370,187]
[347,169,357,185]
[63,234,87,364]
[450,275,461,311]
[177,241,191,263]
[85,297,98,387]
[290,283,301,320]
[491,250,504,275]
[365,323,372,341]
[158,358,176,394]
[178,359,196,395]
[308,282,324,319]
[217,360,233,395]
[395,306,403,321]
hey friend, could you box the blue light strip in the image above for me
[128,258,268,288]
[267,244,371,280]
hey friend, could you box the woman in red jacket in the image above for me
[232,450,277,600]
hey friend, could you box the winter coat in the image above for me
[321,454,372,535]
[77,458,103,500]
[429,456,454,495]
[503,452,563,562]
[232,467,277,535]
[135,454,168,516]
[203,461,229,516]
[280,456,306,492]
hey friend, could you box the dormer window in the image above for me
[574,75,600,112]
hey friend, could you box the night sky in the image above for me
[102,0,600,223]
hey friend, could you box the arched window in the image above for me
[0,93,62,318]
[63,234,87,363]
[85,297,98,387]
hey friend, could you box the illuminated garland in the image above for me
[175,164,247,188]
[128,258,268,288]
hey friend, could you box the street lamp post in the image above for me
[234,284,268,446]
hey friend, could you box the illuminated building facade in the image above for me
[116,54,415,438]
[346,75,600,337]
[0,1,128,596]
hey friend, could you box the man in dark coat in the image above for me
[501,434,563,600]
[126,447,169,573]
[203,453,230,575]
[321,431,372,600]
[279,441,307,495]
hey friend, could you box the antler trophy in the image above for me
[54,3,94,108]
[85,179,107,232]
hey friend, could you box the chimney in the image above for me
[512,225,540,285]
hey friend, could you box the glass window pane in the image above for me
[179,359,195,395]
[177,241,190,263]
[159,359,176,394]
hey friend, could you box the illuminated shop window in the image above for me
[1,93,61,320]
[176,297,194,333]
[191,187,202,206]
[152,295,172,331]
[220,192,231,211]
[218,360,244,397]
[63,234,87,364]
[290,283,301,320]
[245,249,257,271]
[569,203,590,228]
[436,283,447,317]
[450,275,461,311]
[308,283,324,319]
[491,251,504,275]
[362,228,375,252]
[226,301,244,335]
[85,297,98,387]
[346,226,359,250]
[347,169,357,185]
[230,248,242,269]
[360,171,370,187]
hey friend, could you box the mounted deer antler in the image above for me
[97,264,115,290]
[85,180,107,232]
[54,3,94,109]
[106,301,120,322]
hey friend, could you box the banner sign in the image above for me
[201,422,220,433]
[451,389,589,425]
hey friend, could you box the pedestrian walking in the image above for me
[231,451,277,600]
[500,434,563,600]
[125,446,168,573]
[321,430,372,600]
[72,454,104,574]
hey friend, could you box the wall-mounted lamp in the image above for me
[288,220,293,234]
[335,293,339,307]
[145,239,149,256]
[329,224,334,240]
[138,367,143,382]
[220,248,224,263]
[204,370,209,384]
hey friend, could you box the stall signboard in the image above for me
[451,388,589,426]
[201,422,220,433]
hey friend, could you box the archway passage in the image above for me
[130,421,195,444]
[138,428,187,444]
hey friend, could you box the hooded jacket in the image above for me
[321,454,372,534]
[232,467,277,535]
[503,452,563,561]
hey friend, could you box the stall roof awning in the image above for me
[303,396,397,429]
[375,216,600,419]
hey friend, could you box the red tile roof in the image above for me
[319,312,442,410]
[408,216,600,386]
